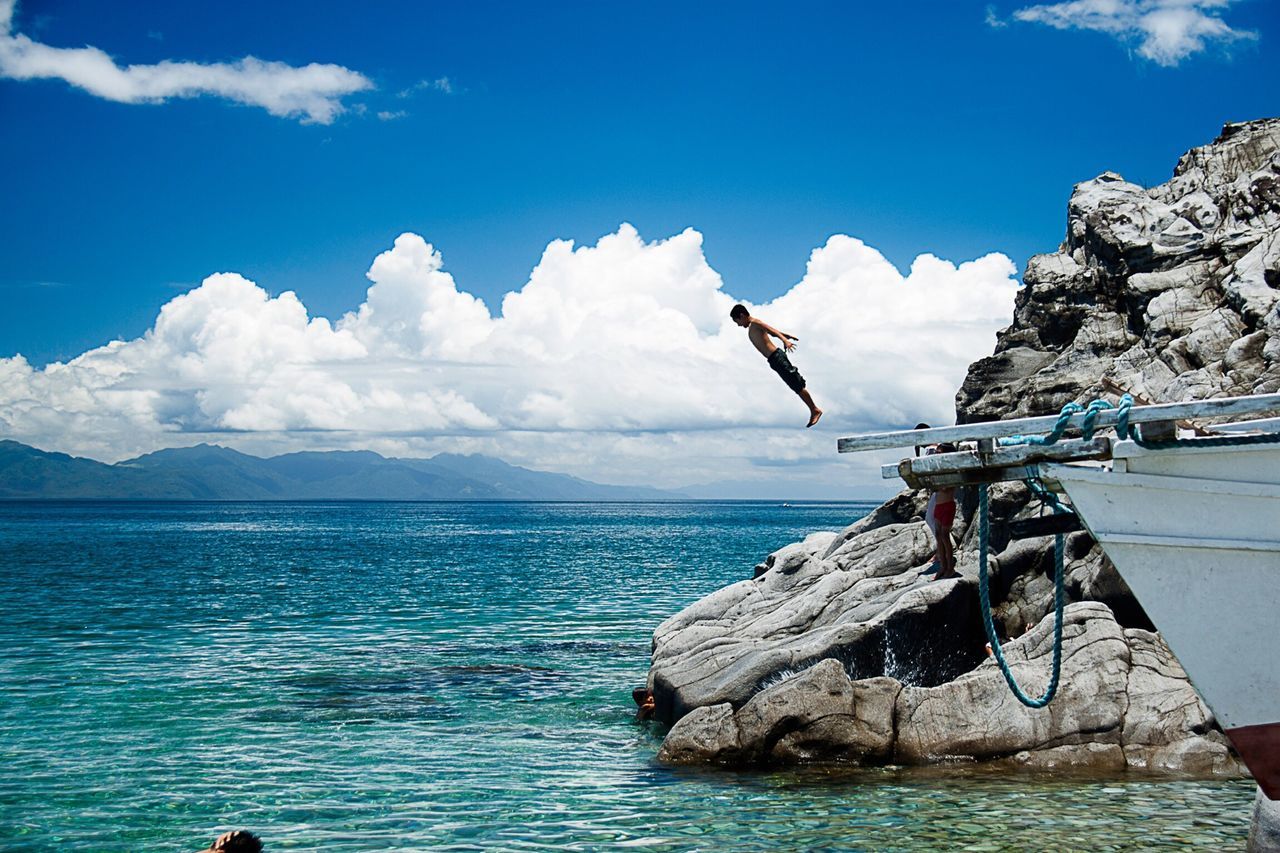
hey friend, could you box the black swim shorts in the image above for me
[767,349,806,393]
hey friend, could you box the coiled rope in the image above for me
[999,398,1115,447]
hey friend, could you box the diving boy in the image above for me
[730,304,822,427]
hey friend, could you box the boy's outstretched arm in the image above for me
[757,320,797,351]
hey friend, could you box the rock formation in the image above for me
[649,118,1280,774]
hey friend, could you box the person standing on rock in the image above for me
[730,304,822,427]
[914,426,958,580]
[915,425,941,576]
[926,443,958,580]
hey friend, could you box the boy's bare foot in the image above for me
[933,570,960,581]
[807,409,823,428]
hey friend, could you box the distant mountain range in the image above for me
[0,440,682,501]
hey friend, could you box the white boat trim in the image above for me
[1041,463,1280,499]
[1098,532,1280,553]
[1111,438,1280,460]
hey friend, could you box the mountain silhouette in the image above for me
[0,441,680,501]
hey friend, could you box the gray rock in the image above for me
[1130,737,1241,777]
[655,703,740,764]
[1225,234,1280,325]
[1251,787,1280,853]
[999,742,1127,772]
[1127,260,1222,296]
[820,490,926,557]
[657,661,902,766]
[1183,307,1248,368]
[767,674,900,763]
[1144,282,1220,339]
[895,603,1128,763]
[826,522,935,575]
[1224,330,1268,391]
[650,525,975,721]
[656,603,1244,774]
[1121,628,1215,748]
[1120,628,1243,776]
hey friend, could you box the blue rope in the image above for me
[999,398,1117,447]
[999,402,1081,447]
[1023,465,1073,515]
[1115,394,1132,441]
[977,482,1066,708]
[1002,392,1280,450]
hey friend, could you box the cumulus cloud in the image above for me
[0,226,1019,490]
[0,0,372,123]
[1007,0,1256,65]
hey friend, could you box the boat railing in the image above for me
[836,392,1280,490]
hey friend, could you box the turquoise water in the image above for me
[0,501,1254,851]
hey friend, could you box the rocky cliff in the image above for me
[647,118,1280,775]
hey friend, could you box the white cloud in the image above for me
[1009,0,1256,65]
[0,0,372,123]
[398,76,455,98]
[0,227,1019,490]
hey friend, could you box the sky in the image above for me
[1,0,1276,497]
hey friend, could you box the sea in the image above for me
[0,501,1256,851]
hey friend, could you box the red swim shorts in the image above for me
[932,499,956,528]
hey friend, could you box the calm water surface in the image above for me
[0,502,1254,850]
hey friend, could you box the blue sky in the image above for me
[0,0,1276,494]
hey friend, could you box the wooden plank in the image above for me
[883,438,1112,489]
[879,437,1112,479]
[837,393,1280,453]
[898,466,1048,490]
[1216,416,1280,432]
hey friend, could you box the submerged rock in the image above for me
[657,660,899,765]
[649,118,1280,777]
[1252,788,1280,853]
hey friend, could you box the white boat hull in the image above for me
[1043,440,1280,799]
